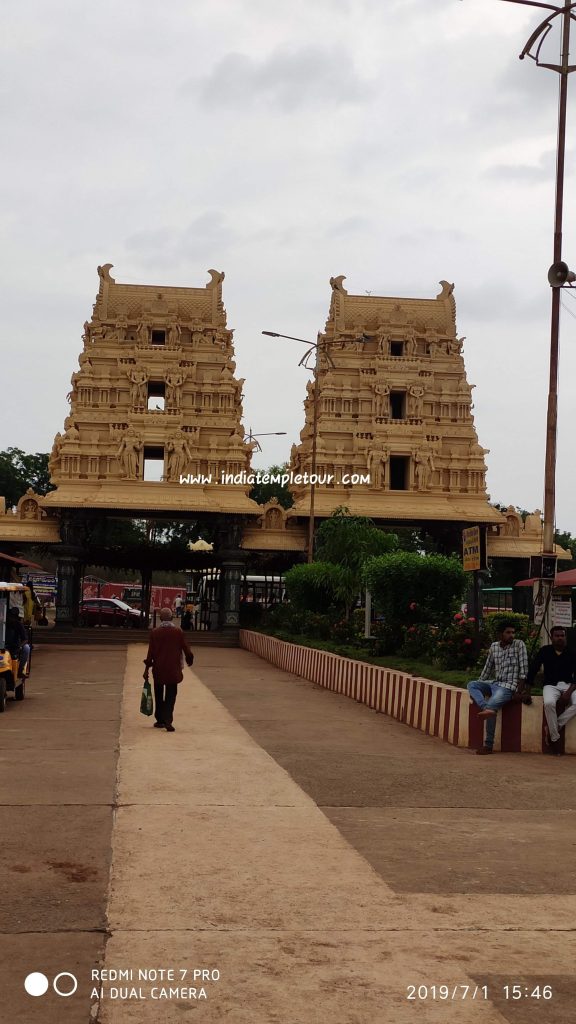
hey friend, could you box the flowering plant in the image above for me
[400,622,439,659]
[435,616,487,669]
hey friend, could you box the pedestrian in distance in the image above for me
[5,607,31,677]
[23,580,41,627]
[526,625,576,756]
[467,620,528,755]
[143,607,194,732]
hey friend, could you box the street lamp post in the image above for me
[243,428,287,453]
[500,1,576,627]
[262,331,335,562]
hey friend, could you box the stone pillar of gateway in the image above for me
[40,264,263,629]
[286,276,504,538]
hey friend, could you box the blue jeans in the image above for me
[467,680,516,748]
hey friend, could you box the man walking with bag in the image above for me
[143,607,194,732]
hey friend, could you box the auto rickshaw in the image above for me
[0,582,31,712]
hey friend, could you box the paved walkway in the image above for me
[99,646,575,1024]
[3,644,576,1023]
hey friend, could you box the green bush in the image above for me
[315,508,398,570]
[362,551,466,631]
[239,602,264,629]
[283,561,353,615]
[369,619,401,655]
[264,604,333,638]
[483,611,532,642]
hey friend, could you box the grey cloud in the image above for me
[458,281,547,325]
[125,212,235,269]
[393,226,469,247]
[188,46,373,112]
[484,149,576,183]
[324,216,372,239]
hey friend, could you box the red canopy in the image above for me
[0,551,44,570]
[516,568,576,588]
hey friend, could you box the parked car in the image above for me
[79,598,142,628]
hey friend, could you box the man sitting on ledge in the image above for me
[526,626,576,756]
[467,621,528,755]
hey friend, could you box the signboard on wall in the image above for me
[553,598,573,628]
[462,526,486,572]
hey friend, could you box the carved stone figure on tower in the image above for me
[128,369,148,411]
[408,385,425,418]
[415,449,435,490]
[374,383,390,419]
[79,353,93,373]
[117,428,142,480]
[367,446,389,489]
[165,371,184,411]
[167,317,181,347]
[137,319,151,347]
[166,435,193,481]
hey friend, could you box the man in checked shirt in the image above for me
[467,621,528,755]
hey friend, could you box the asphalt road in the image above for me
[0,645,125,1024]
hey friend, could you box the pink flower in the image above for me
[454,612,464,621]
[409,602,417,611]
[408,626,416,633]
[464,638,472,646]
[467,617,475,623]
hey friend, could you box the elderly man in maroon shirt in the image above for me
[143,607,194,732]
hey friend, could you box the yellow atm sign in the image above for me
[462,526,481,572]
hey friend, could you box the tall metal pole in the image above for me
[543,1,572,553]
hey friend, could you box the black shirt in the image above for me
[526,645,576,688]
[5,619,26,655]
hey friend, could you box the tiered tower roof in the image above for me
[43,265,260,515]
[289,277,502,524]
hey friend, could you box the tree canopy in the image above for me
[249,464,294,509]
[315,507,397,570]
[0,448,53,507]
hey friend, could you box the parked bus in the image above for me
[482,587,513,613]
[193,571,285,630]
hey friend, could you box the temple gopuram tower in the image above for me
[289,276,502,529]
[43,264,259,516]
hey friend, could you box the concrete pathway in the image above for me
[95,646,576,1024]
[0,645,125,1024]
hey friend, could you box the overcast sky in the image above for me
[2,0,576,530]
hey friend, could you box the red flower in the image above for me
[409,602,417,611]
[454,612,464,621]
[408,626,416,633]
[464,638,472,646]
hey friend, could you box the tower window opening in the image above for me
[390,340,404,357]
[143,446,165,481]
[151,329,166,346]
[389,455,409,491]
[147,381,166,411]
[390,391,406,420]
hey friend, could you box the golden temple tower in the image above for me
[289,276,501,526]
[43,265,259,515]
